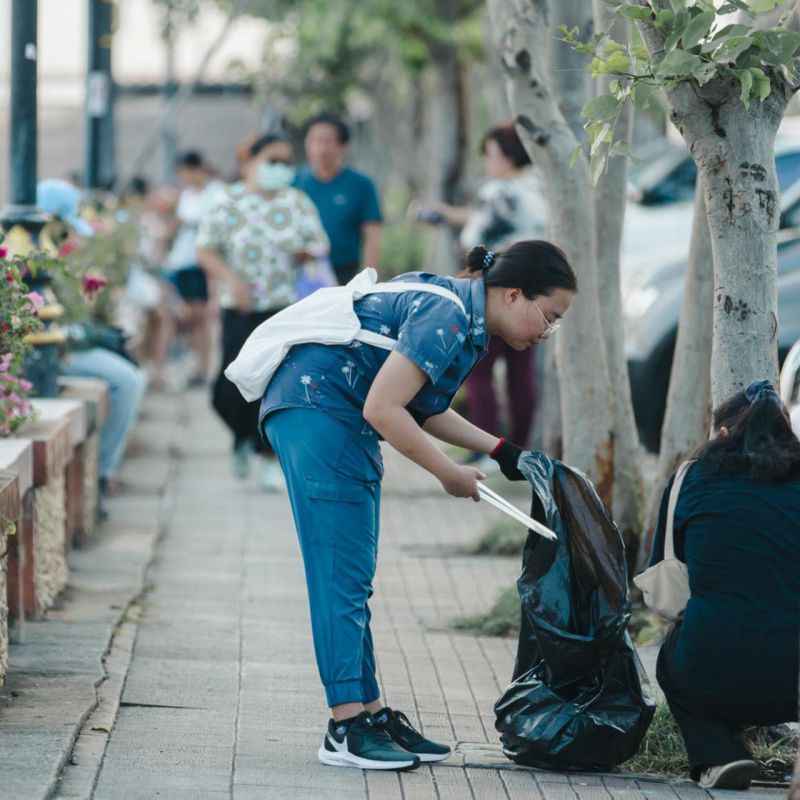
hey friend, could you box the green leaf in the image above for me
[581,93,620,121]
[654,9,675,29]
[655,49,704,77]
[735,66,754,106]
[713,34,754,62]
[681,10,715,50]
[749,0,783,12]
[590,150,609,184]
[663,9,689,53]
[691,61,717,84]
[570,144,583,167]
[717,0,751,12]
[632,81,656,109]
[605,50,632,72]
[608,140,632,158]
[615,4,653,22]
[701,23,750,52]
[590,123,613,156]
[749,66,771,100]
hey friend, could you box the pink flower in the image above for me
[0,247,7,259]
[0,353,11,373]
[19,378,32,391]
[25,291,45,312]
[83,275,107,293]
[59,242,76,258]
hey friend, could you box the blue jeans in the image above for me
[61,348,148,479]
[265,407,383,707]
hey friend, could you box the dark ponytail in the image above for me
[464,240,578,299]
[694,380,800,482]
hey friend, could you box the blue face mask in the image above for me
[256,161,296,192]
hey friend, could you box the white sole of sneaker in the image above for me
[699,760,759,790]
[317,747,418,771]
[416,751,451,763]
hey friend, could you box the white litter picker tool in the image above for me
[477,483,558,542]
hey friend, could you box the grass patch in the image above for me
[624,704,798,782]
[623,704,689,778]
[467,519,528,557]
[454,585,520,637]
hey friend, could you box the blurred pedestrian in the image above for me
[129,184,181,389]
[295,112,382,285]
[36,179,148,496]
[416,123,548,468]
[646,380,800,790]
[196,133,329,491]
[165,151,225,385]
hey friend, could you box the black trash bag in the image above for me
[494,451,656,772]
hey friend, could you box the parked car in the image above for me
[779,337,800,435]
[624,178,800,451]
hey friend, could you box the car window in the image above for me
[643,158,697,205]
[783,198,800,230]
[777,153,800,192]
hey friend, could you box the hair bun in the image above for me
[465,245,495,273]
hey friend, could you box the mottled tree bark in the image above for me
[639,182,713,568]
[634,2,798,407]
[486,0,615,501]
[592,0,645,555]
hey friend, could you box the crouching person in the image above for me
[648,380,800,790]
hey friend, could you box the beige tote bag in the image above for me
[633,460,695,622]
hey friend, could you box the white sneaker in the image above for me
[232,442,252,480]
[698,759,759,790]
[258,458,285,492]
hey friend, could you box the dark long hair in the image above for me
[481,123,531,168]
[463,241,578,299]
[694,381,800,482]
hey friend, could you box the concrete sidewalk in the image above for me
[3,386,787,799]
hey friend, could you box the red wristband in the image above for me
[489,438,505,458]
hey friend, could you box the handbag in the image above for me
[633,459,695,621]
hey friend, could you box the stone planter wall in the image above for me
[83,432,100,538]
[59,378,109,543]
[0,470,21,685]
[0,441,34,625]
[33,470,68,611]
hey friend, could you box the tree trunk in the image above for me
[634,17,790,409]
[639,181,713,569]
[422,45,468,273]
[487,0,615,501]
[592,1,644,555]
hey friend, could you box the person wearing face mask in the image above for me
[197,133,329,490]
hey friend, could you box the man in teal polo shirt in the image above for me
[295,113,382,285]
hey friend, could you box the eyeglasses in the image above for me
[266,158,293,166]
[532,300,560,339]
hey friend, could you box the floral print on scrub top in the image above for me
[196,186,329,312]
[259,272,490,464]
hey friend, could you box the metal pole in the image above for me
[86,0,115,189]
[0,0,47,239]
[161,1,178,186]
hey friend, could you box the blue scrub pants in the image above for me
[264,408,383,708]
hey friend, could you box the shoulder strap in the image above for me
[363,281,466,315]
[664,459,696,560]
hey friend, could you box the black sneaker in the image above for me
[318,711,421,771]
[374,707,451,763]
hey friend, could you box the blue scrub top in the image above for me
[293,166,382,268]
[259,272,489,471]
